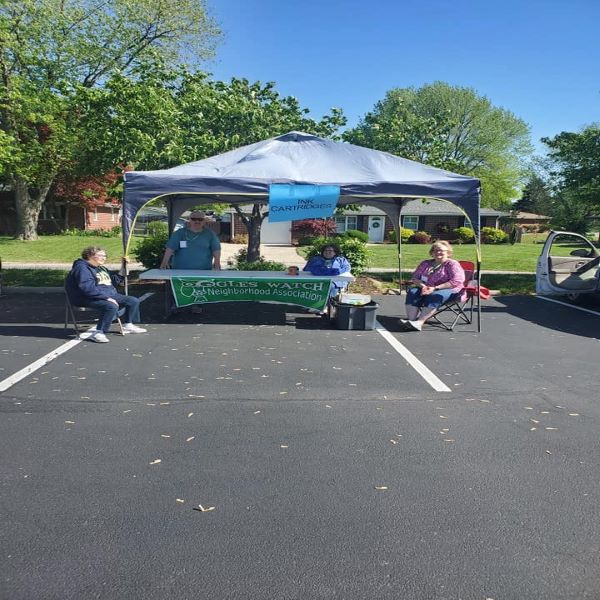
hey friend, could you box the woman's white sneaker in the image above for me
[122,324,147,334]
[90,332,109,343]
[79,328,98,340]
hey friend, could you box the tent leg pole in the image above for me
[397,216,402,294]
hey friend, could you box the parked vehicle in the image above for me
[536,231,600,302]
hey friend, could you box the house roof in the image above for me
[341,199,506,217]
[514,211,550,220]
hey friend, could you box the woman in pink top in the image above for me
[402,241,465,331]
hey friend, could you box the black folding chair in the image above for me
[64,287,125,336]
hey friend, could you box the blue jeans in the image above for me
[82,293,141,333]
[405,287,457,310]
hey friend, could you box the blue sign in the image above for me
[268,184,340,222]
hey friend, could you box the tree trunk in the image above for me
[13,176,51,240]
[247,217,262,262]
[233,203,267,262]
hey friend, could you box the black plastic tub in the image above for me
[331,300,379,330]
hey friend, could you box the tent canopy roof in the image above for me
[123,131,480,248]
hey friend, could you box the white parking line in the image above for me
[536,295,600,316]
[374,321,451,392]
[0,339,81,392]
[0,293,155,393]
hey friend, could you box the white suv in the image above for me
[536,231,600,302]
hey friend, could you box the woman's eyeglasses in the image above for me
[190,218,204,222]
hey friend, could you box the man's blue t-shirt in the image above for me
[165,227,221,270]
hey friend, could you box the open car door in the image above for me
[536,231,600,301]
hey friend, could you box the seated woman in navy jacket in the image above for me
[65,246,147,343]
[303,244,351,277]
[303,244,352,304]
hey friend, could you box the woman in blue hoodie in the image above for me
[303,244,351,277]
[303,244,352,309]
[65,246,147,343]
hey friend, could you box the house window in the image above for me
[93,209,98,222]
[335,215,358,233]
[111,207,116,222]
[402,216,418,230]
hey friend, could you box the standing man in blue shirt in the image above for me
[159,211,221,270]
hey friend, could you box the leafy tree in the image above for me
[51,170,121,230]
[542,124,600,232]
[343,82,532,209]
[0,0,220,239]
[513,173,553,215]
[77,70,347,260]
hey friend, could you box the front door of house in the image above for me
[367,216,385,242]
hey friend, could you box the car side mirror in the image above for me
[570,248,591,257]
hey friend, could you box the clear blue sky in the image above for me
[205,0,599,154]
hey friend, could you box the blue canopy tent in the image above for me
[122,131,482,329]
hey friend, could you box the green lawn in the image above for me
[0,235,142,263]
[0,231,587,272]
[364,232,593,272]
[365,242,544,271]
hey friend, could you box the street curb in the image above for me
[1,287,64,294]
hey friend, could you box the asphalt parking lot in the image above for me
[1,288,599,599]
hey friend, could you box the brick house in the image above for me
[0,190,121,235]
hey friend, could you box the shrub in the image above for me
[453,226,475,244]
[297,236,317,246]
[343,229,369,243]
[231,233,248,244]
[481,226,508,244]
[291,218,337,238]
[387,227,414,244]
[231,249,286,271]
[409,231,432,244]
[306,236,370,276]
[132,221,169,268]
[62,227,119,238]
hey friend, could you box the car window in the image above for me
[548,234,596,257]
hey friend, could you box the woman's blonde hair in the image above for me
[429,240,453,257]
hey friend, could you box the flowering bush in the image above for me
[409,231,432,244]
[292,218,337,238]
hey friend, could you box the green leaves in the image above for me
[343,82,532,209]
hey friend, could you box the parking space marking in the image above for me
[0,339,81,392]
[375,321,451,392]
[0,293,155,393]
[536,295,600,316]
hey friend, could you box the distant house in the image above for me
[512,211,551,231]
[0,192,507,243]
[280,200,506,245]
[0,190,121,235]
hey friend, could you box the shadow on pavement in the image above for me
[0,324,73,339]
[0,291,336,330]
[491,295,600,339]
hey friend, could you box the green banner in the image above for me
[171,276,331,310]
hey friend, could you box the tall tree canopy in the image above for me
[0,0,220,239]
[541,124,600,233]
[75,66,346,259]
[343,82,532,209]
